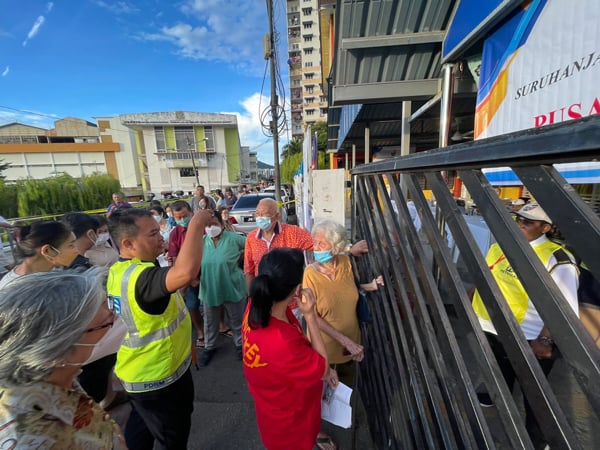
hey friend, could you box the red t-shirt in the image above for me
[242,304,325,450]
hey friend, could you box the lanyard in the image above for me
[489,254,507,271]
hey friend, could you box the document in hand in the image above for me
[321,382,353,428]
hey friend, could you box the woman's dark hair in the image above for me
[93,214,108,228]
[15,220,72,259]
[248,248,304,329]
[212,209,224,225]
[149,205,165,217]
[62,212,99,239]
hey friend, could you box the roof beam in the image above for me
[333,79,441,105]
[341,31,446,50]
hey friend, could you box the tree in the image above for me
[0,159,9,180]
[280,139,302,159]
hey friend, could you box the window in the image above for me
[306,110,315,116]
[180,168,198,178]
[305,73,314,80]
[304,61,313,67]
[306,86,314,94]
[320,108,328,116]
[154,127,165,151]
[320,95,327,103]
[302,8,312,15]
[304,48,313,55]
[203,126,214,151]
[292,79,301,86]
[303,22,312,29]
[174,126,195,150]
[303,35,313,42]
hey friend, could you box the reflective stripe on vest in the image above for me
[119,263,188,348]
[120,354,191,393]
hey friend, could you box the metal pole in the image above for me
[187,137,200,187]
[266,0,282,207]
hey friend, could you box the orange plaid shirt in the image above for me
[244,222,313,276]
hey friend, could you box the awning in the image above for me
[483,162,600,186]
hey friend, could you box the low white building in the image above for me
[0,118,119,182]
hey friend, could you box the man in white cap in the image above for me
[511,198,526,212]
[471,202,579,446]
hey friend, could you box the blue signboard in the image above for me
[443,0,522,62]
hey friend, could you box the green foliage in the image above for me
[311,121,328,152]
[0,159,9,180]
[280,152,302,183]
[2,173,121,219]
[0,179,18,218]
[280,121,329,182]
[281,139,302,159]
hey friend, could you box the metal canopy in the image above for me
[329,0,470,154]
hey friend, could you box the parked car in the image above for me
[229,193,288,234]
[263,184,296,215]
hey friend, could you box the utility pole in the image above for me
[266,0,282,207]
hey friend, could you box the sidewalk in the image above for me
[110,333,374,449]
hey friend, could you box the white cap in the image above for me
[515,202,552,224]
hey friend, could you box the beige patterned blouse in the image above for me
[0,381,126,449]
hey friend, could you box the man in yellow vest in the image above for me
[472,202,578,447]
[107,207,212,450]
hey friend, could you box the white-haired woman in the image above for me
[0,269,127,449]
[303,219,383,386]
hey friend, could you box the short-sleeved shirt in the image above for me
[242,304,325,450]
[244,222,313,276]
[168,225,187,258]
[200,231,246,307]
[303,255,360,364]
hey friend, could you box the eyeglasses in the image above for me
[84,310,116,334]
[515,216,543,227]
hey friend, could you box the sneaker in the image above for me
[199,349,215,367]
[235,346,243,361]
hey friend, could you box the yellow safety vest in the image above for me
[472,239,562,325]
[107,258,191,393]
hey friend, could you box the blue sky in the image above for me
[0,0,291,165]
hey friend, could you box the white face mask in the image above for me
[153,215,163,224]
[95,232,110,246]
[205,225,222,238]
[73,317,127,365]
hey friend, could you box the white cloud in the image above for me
[22,16,46,47]
[93,1,138,14]
[46,2,54,12]
[140,0,267,74]
[1,66,9,77]
[222,92,287,165]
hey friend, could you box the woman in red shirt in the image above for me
[242,248,338,450]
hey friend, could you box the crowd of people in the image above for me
[0,184,380,450]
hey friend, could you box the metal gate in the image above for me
[350,116,600,449]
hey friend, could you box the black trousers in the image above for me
[486,333,554,448]
[78,353,117,403]
[124,369,194,450]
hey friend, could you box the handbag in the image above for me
[356,289,372,323]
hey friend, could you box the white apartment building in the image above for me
[97,111,249,197]
[287,0,330,141]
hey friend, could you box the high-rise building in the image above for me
[286,0,330,141]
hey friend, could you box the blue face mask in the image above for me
[313,250,334,264]
[256,217,272,231]
[175,216,191,228]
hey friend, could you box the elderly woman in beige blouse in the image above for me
[302,219,383,385]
